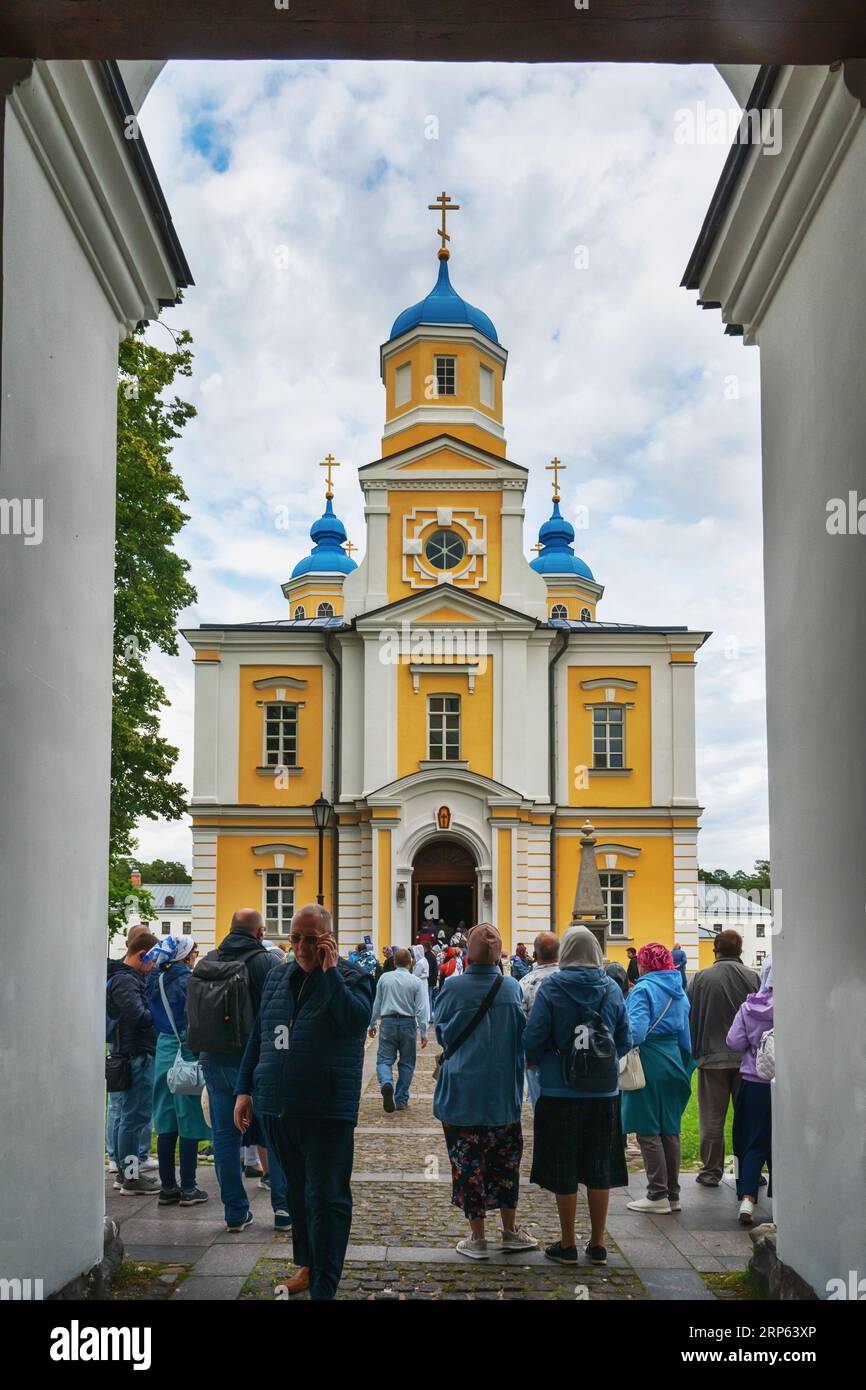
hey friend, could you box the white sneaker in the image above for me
[669,1199,682,1212]
[627,1197,672,1214]
[139,1157,159,1172]
[501,1225,538,1252]
[107,1160,118,1174]
[738,1198,755,1225]
[456,1235,489,1260]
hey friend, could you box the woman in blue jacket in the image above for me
[145,936,211,1206]
[621,942,695,1216]
[433,922,538,1262]
[524,925,632,1267]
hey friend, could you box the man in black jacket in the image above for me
[688,930,760,1185]
[107,931,159,1194]
[107,925,156,1178]
[199,909,286,1232]
[234,904,374,1299]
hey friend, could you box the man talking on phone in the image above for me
[234,903,374,1299]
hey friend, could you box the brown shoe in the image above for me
[283,1266,310,1294]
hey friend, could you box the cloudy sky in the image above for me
[135,59,768,874]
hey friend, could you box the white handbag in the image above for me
[159,973,205,1096]
[618,996,673,1092]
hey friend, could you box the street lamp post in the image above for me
[312,794,333,907]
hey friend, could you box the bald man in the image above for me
[520,932,560,1111]
[198,908,288,1233]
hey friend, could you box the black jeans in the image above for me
[262,1114,355,1300]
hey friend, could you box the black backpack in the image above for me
[186,951,257,1053]
[559,1001,618,1094]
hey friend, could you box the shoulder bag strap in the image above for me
[442,975,504,1062]
[646,995,673,1037]
[158,970,183,1044]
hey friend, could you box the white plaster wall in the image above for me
[0,105,120,1293]
[755,118,866,1296]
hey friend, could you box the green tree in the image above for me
[121,858,192,884]
[110,323,197,937]
[698,860,771,892]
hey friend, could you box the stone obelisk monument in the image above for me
[570,820,609,955]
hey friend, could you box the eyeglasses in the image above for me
[289,932,322,945]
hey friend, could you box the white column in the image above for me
[670,659,698,806]
[191,830,218,949]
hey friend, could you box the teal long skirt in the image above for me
[620,1035,694,1136]
[151,1031,211,1141]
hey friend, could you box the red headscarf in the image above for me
[637,942,675,974]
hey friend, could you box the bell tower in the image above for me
[379,192,508,459]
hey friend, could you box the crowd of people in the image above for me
[106,910,774,1300]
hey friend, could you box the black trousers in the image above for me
[262,1113,355,1300]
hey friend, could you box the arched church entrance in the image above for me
[411,839,477,943]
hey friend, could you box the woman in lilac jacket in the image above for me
[726,961,774,1225]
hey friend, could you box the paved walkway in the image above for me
[108,1039,769,1300]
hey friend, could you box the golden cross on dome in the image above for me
[546,456,566,502]
[531,543,543,554]
[319,452,340,499]
[428,191,460,259]
[345,540,357,558]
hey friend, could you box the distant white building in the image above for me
[698,883,773,970]
[108,883,194,959]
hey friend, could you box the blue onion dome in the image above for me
[530,500,594,579]
[291,497,358,577]
[389,255,498,344]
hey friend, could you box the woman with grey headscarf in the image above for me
[523,925,632,1267]
[144,935,211,1207]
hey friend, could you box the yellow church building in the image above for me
[183,200,709,970]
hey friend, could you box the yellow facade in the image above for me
[237,664,323,807]
[568,665,652,807]
[397,660,494,779]
[212,827,332,944]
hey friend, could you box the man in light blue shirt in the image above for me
[368,948,429,1112]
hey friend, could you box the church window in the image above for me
[424,528,465,571]
[479,362,494,408]
[395,361,412,407]
[592,704,625,769]
[434,356,456,396]
[264,871,296,935]
[580,607,592,621]
[294,605,306,620]
[551,604,568,620]
[756,924,765,938]
[599,872,626,937]
[264,703,298,768]
[317,602,335,618]
[161,921,171,934]
[428,694,461,761]
[165,895,175,907]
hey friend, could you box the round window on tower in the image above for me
[424,528,466,571]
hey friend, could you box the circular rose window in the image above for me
[424,528,466,571]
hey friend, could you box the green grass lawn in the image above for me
[679,1070,732,1168]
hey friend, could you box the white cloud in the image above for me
[132,59,768,875]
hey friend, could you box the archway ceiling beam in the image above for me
[2,3,865,64]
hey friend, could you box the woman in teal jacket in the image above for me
[144,935,211,1206]
[621,942,695,1215]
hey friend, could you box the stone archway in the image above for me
[411,838,477,943]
